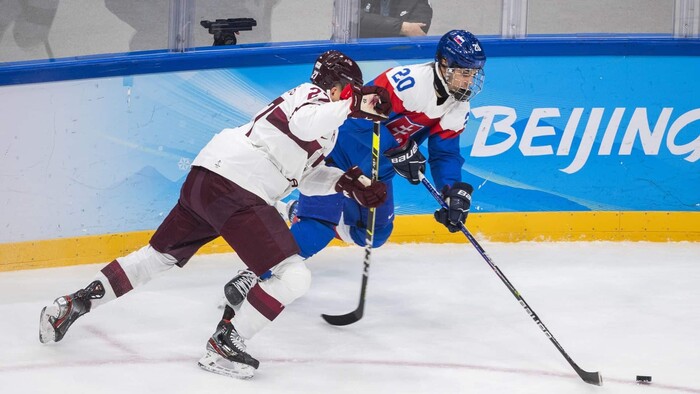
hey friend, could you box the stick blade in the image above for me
[578,369,603,386]
[321,310,363,326]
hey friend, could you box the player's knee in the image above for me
[372,223,393,247]
[271,256,311,302]
[364,232,389,248]
[283,261,312,299]
[348,222,393,248]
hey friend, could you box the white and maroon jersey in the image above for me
[192,83,351,204]
[373,62,470,146]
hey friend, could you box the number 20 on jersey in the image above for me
[391,68,415,92]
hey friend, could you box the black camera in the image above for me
[200,18,257,46]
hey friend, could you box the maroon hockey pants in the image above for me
[149,166,299,275]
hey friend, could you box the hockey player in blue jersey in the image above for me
[222,29,486,307]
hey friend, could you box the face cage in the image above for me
[444,67,485,102]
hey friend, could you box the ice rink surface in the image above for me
[1,241,699,393]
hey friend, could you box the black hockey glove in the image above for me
[335,166,388,208]
[434,182,473,233]
[384,139,426,185]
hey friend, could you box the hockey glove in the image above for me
[384,139,426,185]
[335,166,387,208]
[342,84,392,122]
[434,182,474,232]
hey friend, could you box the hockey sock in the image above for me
[91,245,177,309]
[232,255,311,340]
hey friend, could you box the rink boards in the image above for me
[1,211,697,272]
[0,37,698,270]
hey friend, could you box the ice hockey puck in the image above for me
[636,375,652,384]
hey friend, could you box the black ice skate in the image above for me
[39,280,105,343]
[215,304,236,332]
[223,270,258,307]
[198,321,260,379]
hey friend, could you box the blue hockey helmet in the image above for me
[435,30,486,101]
[435,30,486,70]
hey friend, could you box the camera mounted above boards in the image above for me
[200,18,257,46]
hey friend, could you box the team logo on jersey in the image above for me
[386,117,425,144]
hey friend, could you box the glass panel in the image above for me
[0,0,171,63]
[272,0,334,42]
[527,0,675,35]
[193,0,333,48]
[356,0,501,39]
[429,0,502,37]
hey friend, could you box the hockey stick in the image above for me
[418,172,603,386]
[321,121,381,326]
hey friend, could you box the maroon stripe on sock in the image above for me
[247,284,284,321]
[101,260,133,297]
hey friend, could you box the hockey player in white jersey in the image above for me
[223,30,487,307]
[39,50,392,379]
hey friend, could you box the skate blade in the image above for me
[198,350,255,379]
[39,305,59,344]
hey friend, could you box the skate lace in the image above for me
[226,325,247,353]
[55,280,105,319]
[212,322,248,356]
[83,280,106,300]
[232,270,258,297]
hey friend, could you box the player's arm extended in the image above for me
[427,130,465,191]
[288,91,352,142]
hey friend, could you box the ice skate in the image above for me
[39,280,105,343]
[198,321,259,379]
[286,200,299,223]
[214,304,236,332]
[274,199,299,223]
[223,270,258,307]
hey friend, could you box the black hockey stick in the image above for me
[419,172,603,386]
[321,121,380,326]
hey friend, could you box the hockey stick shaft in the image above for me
[321,121,380,326]
[418,172,602,385]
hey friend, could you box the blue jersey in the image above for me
[293,61,473,257]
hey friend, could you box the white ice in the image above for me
[1,241,699,394]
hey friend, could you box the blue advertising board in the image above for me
[0,39,698,248]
